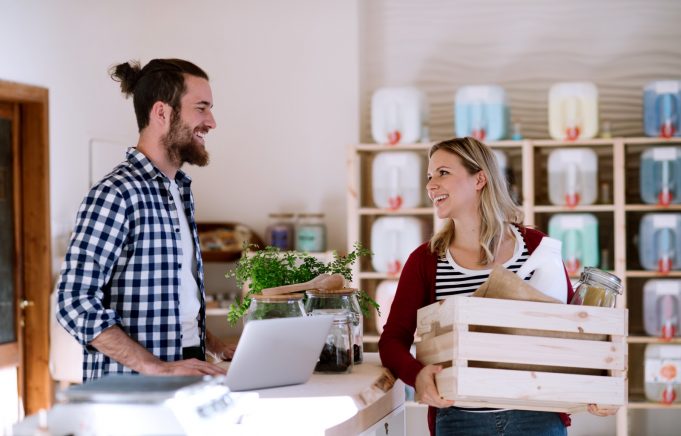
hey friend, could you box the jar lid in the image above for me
[306,287,357,296]
[580,267,622,294]
[252,292,304,301]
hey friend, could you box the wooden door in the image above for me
[0,81,51,416]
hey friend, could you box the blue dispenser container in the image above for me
[454,85,509,141]
[639,213,681,273]
[644,81,681,138]
[640,147,681,206]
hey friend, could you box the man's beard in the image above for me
[162,111,209,167]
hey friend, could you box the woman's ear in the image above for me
[475,170,488,191]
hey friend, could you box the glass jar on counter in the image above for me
[245,293,306,321]
[295,213,327,252]
[265,213,295,250]
[305,288,363,364]
[569,267,622,308]
[314,315,354,374]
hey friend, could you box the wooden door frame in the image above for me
[0,80,51,414]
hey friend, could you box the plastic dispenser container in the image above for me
[643,280,681,340]
[454,85,509,141]
[644,344,681,404]
[644,81,681,138]
[371,217,426,275]
[547,148,598,207]
[375,280,398,334]
[548,82,599,140]
[515,237,569,303]
[640,147,681,206]
[371,87,428,145]
[372,151,424,210]
[638,213,681,274]
[548,213,600,276]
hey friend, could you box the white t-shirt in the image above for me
[169,180,201,347]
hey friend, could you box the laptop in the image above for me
[224,315,334,391]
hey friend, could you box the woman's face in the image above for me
[426,149,484,220]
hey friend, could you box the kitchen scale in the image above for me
[13,374,256,435]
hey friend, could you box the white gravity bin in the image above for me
[371,86,428,145]
[547,148,598,207]
[372,151,424,210]
[548,82,599,140]
[645,344,681,404]
[371,216,426,275]
[374,280,398,334]
[643,280,681,339]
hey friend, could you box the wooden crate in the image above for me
[415,296,628,413]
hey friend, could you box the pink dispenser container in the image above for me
[638,213,681,274]
[644,80,681,138]
[371,151,424,210]
[371,217,426,275]
[547,148,598,207]
[371,87,428,145]
[549,82,599,140]
[643,280,681,340]
[375,280,398,334]
[645,344,681,404]
[454,85,509,141]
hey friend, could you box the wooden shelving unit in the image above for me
[347,136,681,436]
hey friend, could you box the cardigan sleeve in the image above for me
[378,243,432,387]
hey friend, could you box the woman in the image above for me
[378,137,616,435]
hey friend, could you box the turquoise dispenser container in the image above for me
[640,147,681,206]
[639,214,681,273]
[548,214,600,276]
[644,81,681,138]
[454,85,509,141]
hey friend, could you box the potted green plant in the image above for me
[226,243,378,326]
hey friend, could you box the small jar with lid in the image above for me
[569,267,622,308]
[295,213,327,252]
[314,314,354,374]
[265,213,295,250]
[305,288,364,364]
[245,293,306,321]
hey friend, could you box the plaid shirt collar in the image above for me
[126,147,193,187]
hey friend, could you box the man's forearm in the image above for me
[90,325,162,373]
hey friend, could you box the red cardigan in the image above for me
[378,226,575,434]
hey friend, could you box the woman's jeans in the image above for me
[436,408,567,436]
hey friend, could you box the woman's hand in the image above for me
[415,365,455,408]
[587,404,619,416]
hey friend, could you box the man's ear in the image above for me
[149,101,172,128]
[475,170,488,191]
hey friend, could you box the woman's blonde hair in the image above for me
[428,137,523,264]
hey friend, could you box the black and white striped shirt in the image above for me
[435,225,531,300]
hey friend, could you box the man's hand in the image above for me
[415,364,455,408]
[206,329,237,361]
[587,404,619,417]
[148,358,226,376]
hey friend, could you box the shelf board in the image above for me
[623,137,681,146]
[627,335,681,344]
[359,272,401,280]
[533,204,615,213]
[358,207,434,215]
[625,204,681,212]
[625,270,681,278]
[354,140,523,151]
[627,394,681,409]
[532,138,617,147]
[363,334,380,344]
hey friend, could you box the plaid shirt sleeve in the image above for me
[56,182,129,349]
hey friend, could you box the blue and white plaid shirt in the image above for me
[57,148,206,381]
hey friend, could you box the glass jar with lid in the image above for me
[245,293,306,321]
[295,213,327,252]
[569,267,622,308]
[314,314,354,374]
[305,288,364,364]
[265,213,295,250]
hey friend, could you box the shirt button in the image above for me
[175,228,180,233]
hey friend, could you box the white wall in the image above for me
[0,0,360,273]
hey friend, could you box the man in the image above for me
[57,58,233,381]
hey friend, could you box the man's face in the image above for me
[162,74,216,167]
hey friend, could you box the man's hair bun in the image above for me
[109,61,142,97]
